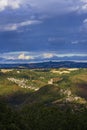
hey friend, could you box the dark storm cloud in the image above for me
[0,0,87,62]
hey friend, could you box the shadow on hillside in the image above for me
[76,83,87,99]
[0,85,60,107]
[0,84,87,109]
[0,91,32,106]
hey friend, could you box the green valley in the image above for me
[0,68,87,130]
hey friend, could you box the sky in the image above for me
[0,0,87,63]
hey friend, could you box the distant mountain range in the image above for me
[0,61,87,69]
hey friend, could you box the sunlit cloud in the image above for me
[0,51,87,63]
[18,53,34,60]
[42,53,55,59]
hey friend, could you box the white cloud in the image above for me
[0,0,86,14]
[72,39,87,44]
[72,41,79,44]
[0,0,21,11]
[80,18,87,32]
[42,53,54,59]
[0,0,7,11]
[19,20,41,26]
[83,18,87,23]
[18,53,34,60]
[3,24,18,31]
[57,53,87,57]
[0,51,87,63]
[26,0,87,15]
[0,0,87,17]
[0,20,42,31]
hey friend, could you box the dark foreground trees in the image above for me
[0,103,87,130]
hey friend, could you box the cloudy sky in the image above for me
[0,0,87,63]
